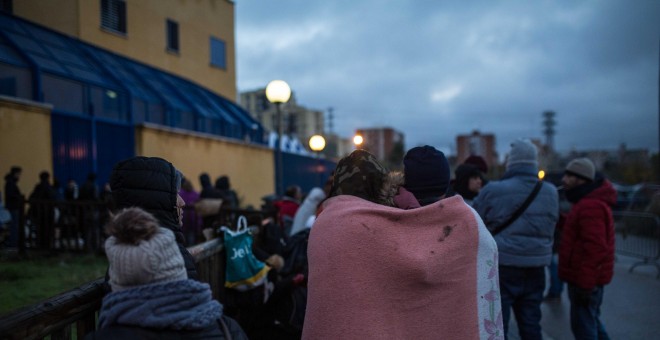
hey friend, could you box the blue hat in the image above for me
[403,146,450,200]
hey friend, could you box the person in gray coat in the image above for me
[473,138,559,340]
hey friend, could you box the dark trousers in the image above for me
[547,253,564,296]
[8,210,20,247]
[568,284,610,340]
[499,265,545,340]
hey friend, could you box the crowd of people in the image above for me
[1,139,620,339]
[0,169,112,250]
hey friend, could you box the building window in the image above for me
[166,19,179,52]
[0,0,12,14]
[100,0,126,34]
[42,74,84,114]
[210,37,226,69]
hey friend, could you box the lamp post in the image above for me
[266,80,291,196]
[309,134,326,187]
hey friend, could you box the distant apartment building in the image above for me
[355,127,405,162]
[240,88,325,146]
[456,130,498,169]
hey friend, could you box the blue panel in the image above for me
[96,121,134,186]
[51,114,93,186]
[281,152,336,195]
[0,35,27,66]
[5,33,48,56]
[29,26,70,49]
[82,45,160,103]
[0,15,28,34]
[129,63,190,111]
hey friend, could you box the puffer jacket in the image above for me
[473,164,559,267]
[558,179,616,290]
[109,156,198,280]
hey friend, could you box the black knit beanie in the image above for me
[403,146,450,200]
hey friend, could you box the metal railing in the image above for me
[614,211,660,278]
[0,238,224,340]
[0,207,267,339]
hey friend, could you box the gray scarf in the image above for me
[98,279,222,330]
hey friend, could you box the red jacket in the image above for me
[273,198,300,229]
[558,179,617,290]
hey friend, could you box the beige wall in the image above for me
[0,97,53,197]
[14,0,79,36]
[136,124,274,208]
[13,0,236,100]
[77,0,237,100]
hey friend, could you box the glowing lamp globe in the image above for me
[309,135,326,152]
[265,80,291,103]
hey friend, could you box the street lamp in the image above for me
[266,80,291,196]
[309,134,326,187]
[353,134,364,147]
[309,135,326,154]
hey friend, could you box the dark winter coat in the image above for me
[29,180,56,202]
[558,178,616,290]
[4,174,22,210]
[110,157,198,280]
[85,315,246,340]
[79,180,99,201]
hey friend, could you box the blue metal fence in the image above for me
[282,152,335,194]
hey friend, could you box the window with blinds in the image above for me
[100,0,126,34]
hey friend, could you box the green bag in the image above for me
[222,216,270,291]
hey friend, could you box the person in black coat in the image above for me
[110,156,198,280]
[28,171,57,248]
[4,166,23,247]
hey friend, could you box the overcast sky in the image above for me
[235,1,659,158]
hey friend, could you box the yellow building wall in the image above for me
[76,0,237,100]
[13,0,79,36]
[136,125,274,209]
[0,97,53,197]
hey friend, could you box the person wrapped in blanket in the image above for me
[303,147,504,340]
[85,207,247,339]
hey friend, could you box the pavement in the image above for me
[507,254,660,339]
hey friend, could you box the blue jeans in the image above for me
[499,266,545,340]
[568,284,610,340]
[547,253,564,296]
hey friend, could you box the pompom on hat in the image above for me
[403,145,451,200]
[506,138,538,170]
[104,207,187,292]
[565,157,595,181]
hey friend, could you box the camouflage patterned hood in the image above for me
[329,149,403,206]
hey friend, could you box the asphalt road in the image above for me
[506,254,660,340]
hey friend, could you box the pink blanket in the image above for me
[303,195,503,339]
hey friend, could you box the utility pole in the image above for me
[543,111,556,152]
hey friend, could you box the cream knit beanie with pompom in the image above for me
[104,207,187,292]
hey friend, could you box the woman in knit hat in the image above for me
[86,207,247,339]
[110,156,198,280]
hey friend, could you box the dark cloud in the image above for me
[236,1,659,157]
